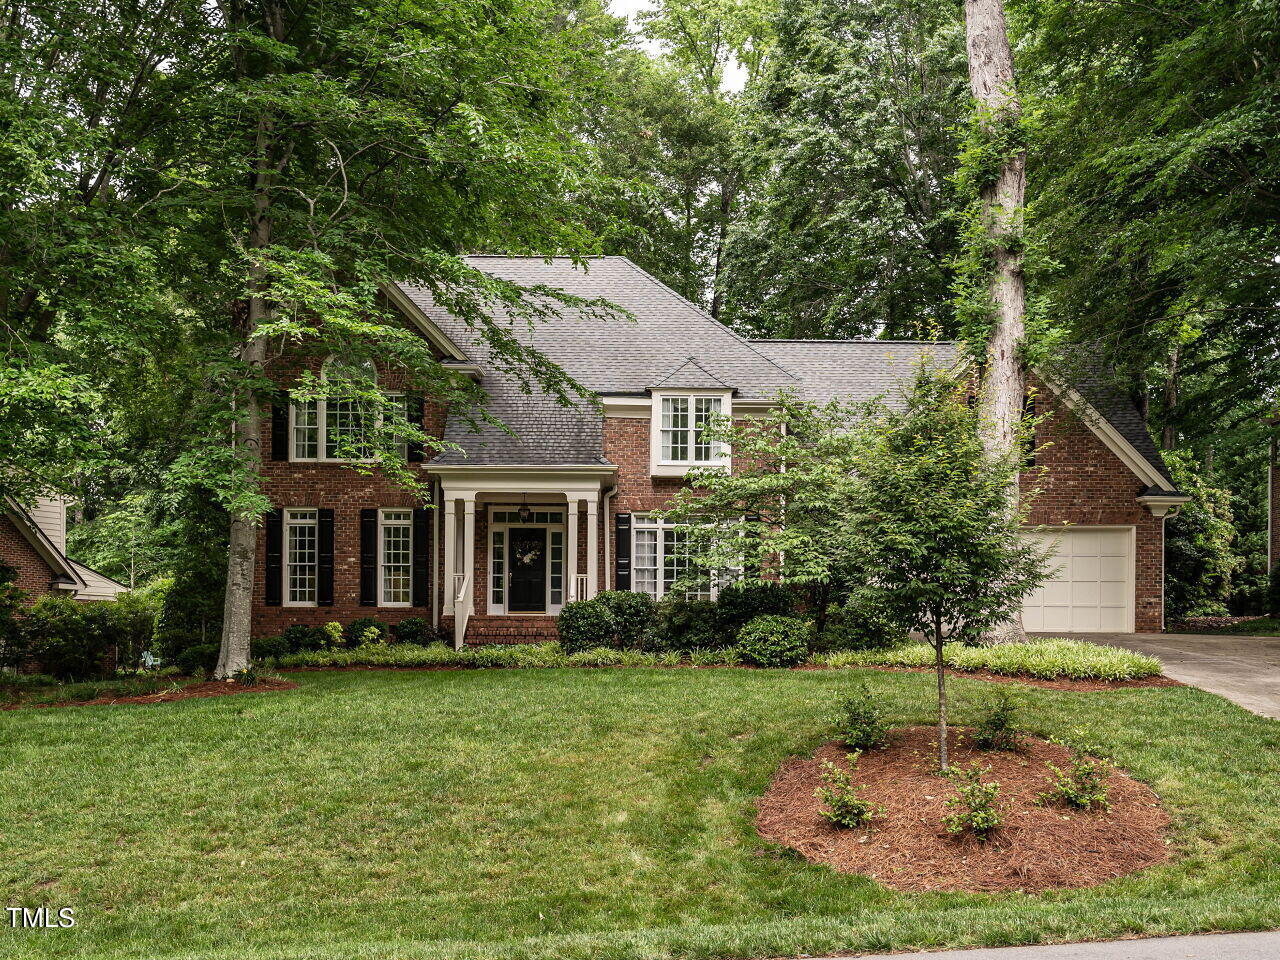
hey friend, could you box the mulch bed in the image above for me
[756,726,1171,893]
[4,678,297,711]
[832,664,1182,692]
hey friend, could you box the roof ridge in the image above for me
[611,258,802,384]
[751,338,958,346]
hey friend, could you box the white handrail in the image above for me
[453,572,472,651]
[574,573,588,603]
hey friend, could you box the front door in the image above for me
[507,527,548,612]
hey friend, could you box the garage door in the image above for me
[1022,528,1133,633]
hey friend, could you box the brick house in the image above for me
[253,256,1187,645]
[1,496,127,603]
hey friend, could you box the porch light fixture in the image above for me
[517,498,532,524]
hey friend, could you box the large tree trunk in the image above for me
[1160,344,1179,450]
[934,612,949,772]
[215,105,279,678]
[965,0,1028,645]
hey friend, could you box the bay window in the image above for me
[632,515,714,600]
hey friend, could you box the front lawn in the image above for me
[3,668,1280,960]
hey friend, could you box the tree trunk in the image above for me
[965,0,1028,645]
[934,612,948,772]
[1160,344,1179,451]
[215,105,280,678]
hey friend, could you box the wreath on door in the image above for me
[515,544,542,567]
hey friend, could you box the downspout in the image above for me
[602,483,617,591]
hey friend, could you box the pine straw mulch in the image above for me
[4,678,297,711]
[756,726,1171,893]
[829,665,1182,692]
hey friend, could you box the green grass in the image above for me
[3,668,1280,960]
[0,673,182,707]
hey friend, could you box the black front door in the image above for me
[507,527,548,612]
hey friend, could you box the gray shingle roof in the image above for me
[395,257,1174,488]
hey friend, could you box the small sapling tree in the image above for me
[846,363,1049,770]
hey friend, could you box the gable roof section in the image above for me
[650,357,733,392]
[2,497,84,590]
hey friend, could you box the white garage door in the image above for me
[1022,528,1133,633]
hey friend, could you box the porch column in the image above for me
[566,496,581,602]
[443,497,457,614]
[462,497,477,612]
[585,496,599,598]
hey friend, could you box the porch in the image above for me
[432,466,617,647]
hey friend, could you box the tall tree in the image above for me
[959,0,1029,642]
[1,0,619,677]
[723,0,967,339]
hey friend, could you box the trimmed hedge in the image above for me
[557,600,618,654]
[735,614,809,667]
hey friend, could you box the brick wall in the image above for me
[1023,377,1165,632]
[251,355,447,638]
[1,512,61,603]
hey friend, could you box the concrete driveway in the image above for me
[1069,632,1280,720]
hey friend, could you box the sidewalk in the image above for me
[820,931,1280,960]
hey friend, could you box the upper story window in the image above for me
[651,391,731,476]
[291,357,408,462]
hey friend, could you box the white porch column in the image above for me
[443,497,457,614]
[585,496,599,598]
[566,497,581,602]
[462,497,477,612]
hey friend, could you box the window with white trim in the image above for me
[285,509,318,605]
[379,509,412,606]
[632,515,714,600]
[660,395,723,464]
[291,358,407,462]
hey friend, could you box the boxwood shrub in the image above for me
[175,642,221,677]
[280,624,328,652]
[715,581,796,635]
[392,617,435,646]
[557,600,617,654]
[650,597,724,651]
[343,617,389,647]
[736,614,809,667]
[593,591,657,649]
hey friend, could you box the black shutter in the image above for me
[614,512,632,591]
[412,508,430,607]
[271,396,289,461]
[264,509,284,606]
[359,508,378,606]
[406,394,426,463]
[317,509,335,606]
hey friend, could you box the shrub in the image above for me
[343,617,389,648]
[715,581,796,636]
[593,591,657,649]
[392,617,435,646]
[736,614,809,667]
[279,624,328,652]
[835,685,889,750]
[557,599,618,654]
[174,642,221,677]
[253,635,291,662]
[649,597,724,652]
[1039,756,1111,810]
[943,763,1004,839]
[23,594,112,681]
[972,691,1021,751]
[0,562,28,671]
[816,595,910,652]
[688,646,740,666]
[815,755,881,828]
[233,665,259,686]
[323,621,343,647]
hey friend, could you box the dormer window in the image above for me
[651,390,731,476]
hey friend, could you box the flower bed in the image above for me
[815,638,1162,681]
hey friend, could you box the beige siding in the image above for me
[29,496,68,554]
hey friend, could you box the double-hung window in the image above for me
[652,392,729,475]
[632,515,714,601]
[379,509,412,606]
[284,509,319,605]
[291,357,401,462]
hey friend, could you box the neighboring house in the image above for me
[253,256,1188,646]
[1,496,128,602]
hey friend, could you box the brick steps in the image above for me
[449,614,561,646]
